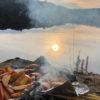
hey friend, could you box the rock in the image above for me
[0,57,33,69]
[33,56,50,66]
[0,56,50,69]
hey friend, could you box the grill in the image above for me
[19,81,77,100]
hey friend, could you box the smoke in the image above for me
[38,65,74,84]
[33,54,74,83]
[25,0,100,28]
[0,0,69,30]
[26,0,68,28]
[0,0,100,30]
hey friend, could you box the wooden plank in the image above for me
[49,94,85,100]
[49,94,100,100]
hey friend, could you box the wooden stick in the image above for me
[49,94,84,100]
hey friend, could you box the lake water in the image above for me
[0,24,100,73]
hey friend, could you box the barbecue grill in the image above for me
[19,81,77,100]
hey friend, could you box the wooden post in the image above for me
[81,59,85,74]
[85,56,89,73]
[75,55,81,73]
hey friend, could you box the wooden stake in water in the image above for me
[85,56,89,73]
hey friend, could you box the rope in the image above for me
[72,28,75,68]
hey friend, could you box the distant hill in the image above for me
[0,56,50,69]
[0,57,33,69]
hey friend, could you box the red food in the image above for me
[0,83,4,100]
[25,64,40,69]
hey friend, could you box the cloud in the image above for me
[47,0,100,8]
[72,0,100,8]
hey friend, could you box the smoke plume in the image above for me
[0,0,100,30]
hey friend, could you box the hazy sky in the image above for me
[47,0,100,8]
[0,25,100,73]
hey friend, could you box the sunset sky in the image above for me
[0,25,100,73]
[47,0,100,8]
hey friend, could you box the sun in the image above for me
[51,44,60,52]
